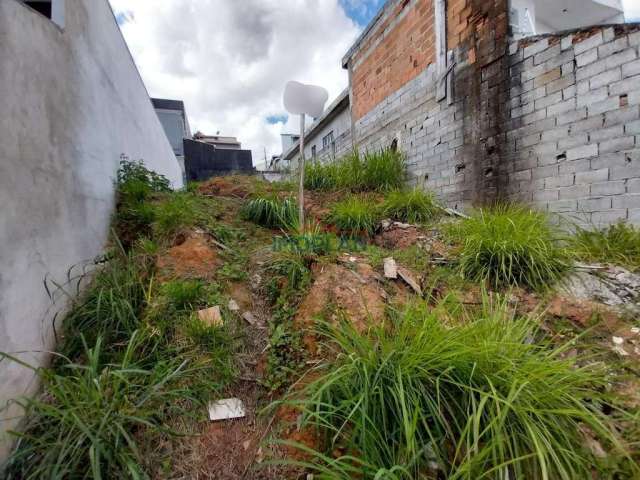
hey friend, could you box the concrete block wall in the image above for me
[506,25,640,226]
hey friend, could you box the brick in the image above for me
[588,97,621,116]
[611,163,640,180]
[570,116,605,134]
[534,44,561,65]
[577,79,590,95]
[590,68,621,90]
[599,136,635,154]
[613,194,640,209]
[560,185,590,199]
[534,68,562,88]
[561,35,574,51]
[534,92,563,110]
[511,169,532,182]
[631,91,640,106]
[532,164,559,180]
[575,168,609,185]
[626,178,640,193]
[566,144,598,160]
[521,86,546,105]
[560,159,591,174]
[631,31,640,47]
[603,28,615,43]
[577,87,608,107]
[589,125,624,143]
[629,209,640,222]
[598,37,628,57]
[546,74,576,95]
[524,38,549,58]
[557,108,587,125]
[626,120,640,135]
[610,75,640,96]
[547,98,576,117]
[563,85,576,100]
[604,106,640,127]
[579,197,612,211]
[559,134,588,150]
[576,58,607,82]
[592,210,628,225]
[591,181,626,196]
[534,189,559,201]
[623,59,640,78]
[545,173,575,189]
[548,199,578,212]
[521,63,546,82]
[574,32,603,55]
[607,49,637,70]
[518,133,542,149]
[576,48,598,68]
[541,127,569,143]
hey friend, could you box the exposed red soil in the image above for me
[156,233,219,280]
[294,259,387,355]
[546,295,620,329]
[198,176,254,199]
[374,224,421,249]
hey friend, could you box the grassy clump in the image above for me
[3,334,210,480]
[453,204,572,290]
[114,160,171,248]
[284,298,627,479]
[382,188,441,224]
[241,196,298,230]
[573,221,640,270]
[328,196,380,237]
[304,149,405,193]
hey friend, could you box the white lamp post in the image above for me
[283,81,328,230]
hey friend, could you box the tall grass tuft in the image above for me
[281,297,627,479]
[3,333,207,480]
[304,149,405,193]
[572,221,640,270]
[241,195,299,230]
[453,204,572,290]
[328,196,380,237]
[382,188,441,223]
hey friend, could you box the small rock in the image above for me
[243,440,251,450]
[631,327,640,335]
[228,299,240,312]
[383,257,398,279]
[612,336,624,345]
[197,306,223,327]
[208,398,245,421]
[242,311,258,326]
[613,345,630,357]
[393,221,413,229]
[250,274,262,290]
[397,267,422,296]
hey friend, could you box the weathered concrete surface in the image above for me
[0,0,182,461]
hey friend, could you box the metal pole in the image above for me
[298,113,305,231]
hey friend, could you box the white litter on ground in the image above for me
[208,398,246,421]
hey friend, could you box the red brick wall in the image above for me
[350,0,435,121]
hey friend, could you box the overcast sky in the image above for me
[109,0,640,167]
[108,0,385,168]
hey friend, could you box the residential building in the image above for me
[340,0,640,226]
[152,98,192,181]
[193,132,242,149]
[0,0,182,461]
[282,88,351,169]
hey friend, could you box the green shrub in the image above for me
[114,161,171,248]
[573,221,640,270]
[454,204,572,289]
[161,279,205,310]
[3,333,209,479]
[329,196,380,237]
[382,188,441,223]
[151,193,203,240]
[304,149,405,193]
[282,298,627,479]
[241,196,299,230]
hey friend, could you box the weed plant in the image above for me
[282,297,627,479]
[241,196,299,230]
[573,221,640,270]
[382,188,441,223]
[329,196,380,237]
[304,149,405,192]
[3,333,211,480]
[452,204,572,290]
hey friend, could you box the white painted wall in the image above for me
[0,0,182,461]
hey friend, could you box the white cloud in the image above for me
[108,0,361,168]
[624,0,640,21]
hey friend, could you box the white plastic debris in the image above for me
[383,257,398,279]
[612,336,624,345]
[631,327,640,335]
[208,398,246,421]
[228,299,240,312]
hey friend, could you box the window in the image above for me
[311,145,317,160]
[322,131,334,150]
[22,1,65,28]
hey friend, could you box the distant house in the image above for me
[510,0,625,39]
[193,132,242,150]
[281,89,351,170]
[152,98,192,182]
[184,133,254,181]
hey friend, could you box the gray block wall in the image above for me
[352,24,640,226]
